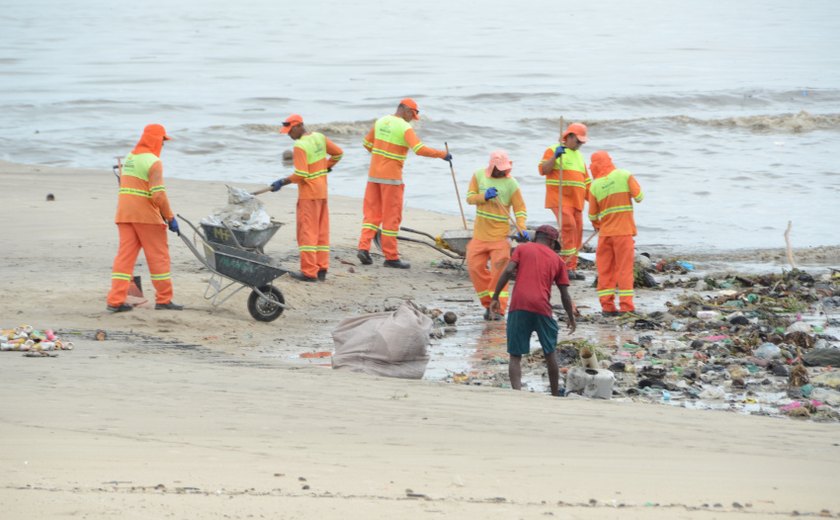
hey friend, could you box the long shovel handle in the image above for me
[445,142,469,230]
[557,117,564,233]
[582,229,599,248]
[493,198,523,234]
[251,186,273,196]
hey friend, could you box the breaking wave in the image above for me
[524,111,840,134]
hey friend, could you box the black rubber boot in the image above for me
[357,250,373,265]
[383,259,411,269]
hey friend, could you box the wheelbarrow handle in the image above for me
[398,226,438,242]
[397,235,464,259]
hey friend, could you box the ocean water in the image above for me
[2,0,839,250]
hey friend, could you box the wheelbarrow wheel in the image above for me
[247,285,285,322]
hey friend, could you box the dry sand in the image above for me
[1,160,838,519]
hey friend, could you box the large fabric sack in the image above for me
[332,301,432,379]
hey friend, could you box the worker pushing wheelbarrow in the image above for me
[177,214,289,322]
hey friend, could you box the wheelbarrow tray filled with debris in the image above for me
[177,214,289,322]
[201,220,283,253]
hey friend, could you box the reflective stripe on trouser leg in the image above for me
[107,222,142,307]
[380,183,404,261]
[467,238,511,313]
[136,222,173,304]
[596,235,617,312]
[297,198,329,278]
[613,235,636,312]
[358,181,382,251]
[560,205,579,270]
[573,208,583,263]
[316,199,330,272]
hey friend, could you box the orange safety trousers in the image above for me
[297,199,329,279]
[107,222,172,306]
[466,238,511,314]
[358,182,404,261]
[596,235,635,313]
[550,206,583,270]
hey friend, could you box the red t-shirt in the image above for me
[508,242,570,317]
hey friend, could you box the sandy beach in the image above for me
[1,160,839,519]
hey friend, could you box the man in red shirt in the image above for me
[490,224,577,396]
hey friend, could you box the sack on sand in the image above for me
[332,301,432,379]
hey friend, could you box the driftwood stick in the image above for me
[784,220,797,269]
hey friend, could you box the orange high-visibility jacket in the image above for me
[588,167,643,237]
[466,169,527,242]
[287,132,343,200]
[538,145,590,210]
[115,133,173,224]
[362,115,446,184]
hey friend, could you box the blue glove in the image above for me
[443,153,453,162]
[484,187,498,201]
[553,146,566,159]
[270,178,287,192]
[518,230,530,242]
[168,217,180,236]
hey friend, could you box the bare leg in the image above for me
[545,351,560,396]
[509,354,522,390]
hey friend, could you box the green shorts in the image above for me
[506,310,558,356]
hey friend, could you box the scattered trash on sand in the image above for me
[1,325,74,353]
[434,261,840,422]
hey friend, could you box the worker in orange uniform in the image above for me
[356,98,451,269]
[465,150,528,320]
[538,122,590,280]
[106,124,182,312]
[270,114,343,282]
[587,150,644,316]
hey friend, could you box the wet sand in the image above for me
[1,160,839,519]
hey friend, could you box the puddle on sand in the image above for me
[424,293,646,393]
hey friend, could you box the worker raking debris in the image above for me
[465,150,528,321]
[356,98,452,269]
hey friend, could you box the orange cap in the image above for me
[562,122,588,144]
[400,98,420,120]
[590,150,616,178]
[280,114,304,134]
[144,123,172,140]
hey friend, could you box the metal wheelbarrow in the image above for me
[177,214,289,322]
[374,227,472,260]
[199,219,283,254]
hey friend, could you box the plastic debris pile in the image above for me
[596,268,840,421]
[1,325,74,352]
[447,268,840,421]
[199,185,273,230]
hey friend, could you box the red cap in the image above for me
[535,224,559,242]
[144,123,171,140]
[400,98,420,120]
[562,122,588,144]
[280,114,304,134]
